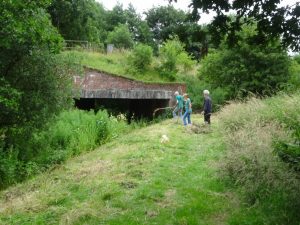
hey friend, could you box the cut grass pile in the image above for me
[0,116,240,225]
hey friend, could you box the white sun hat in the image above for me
[203,90,210,95]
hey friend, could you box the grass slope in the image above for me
[61,50,196,83]
[0,116,240,225]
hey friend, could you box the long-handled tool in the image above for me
[152,106,173,117]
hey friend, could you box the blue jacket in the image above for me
[203,97,212,114]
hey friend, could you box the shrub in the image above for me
[160,38,183,72]
[106,24,134,49]
[159,37,195,77]
[127,44,153,72]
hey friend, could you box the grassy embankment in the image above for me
[1,92,299,224]
[60,50,197,83]
[0,115,239,225]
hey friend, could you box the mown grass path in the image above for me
[0,116,239,225]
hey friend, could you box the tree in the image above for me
[198,25,291,97]
[145,6,187,44]
[104,3,127,32]
[171,0,300,51]
[125,4,154,46]
[48,0,107,43]
[106,24,134,49]
[145,5,210,58]
[0,0,73,147]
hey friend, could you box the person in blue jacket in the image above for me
[203,90,212,124]
[183,93,192,126]
[173,91,183,119]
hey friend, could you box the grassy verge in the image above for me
[0,115,240,225]
[61,50,174,83]
[219,92,300,224]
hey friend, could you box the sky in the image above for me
[97,0,299,24]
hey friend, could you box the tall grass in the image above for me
[0,109,128,189]
[219,92,300,224]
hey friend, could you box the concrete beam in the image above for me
[80,89,173,99]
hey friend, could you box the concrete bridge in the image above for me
[74,68,186,118]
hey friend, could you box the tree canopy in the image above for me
[171,0,300,51]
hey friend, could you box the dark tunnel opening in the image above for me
[74,98,171,121]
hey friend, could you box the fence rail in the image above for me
[63,40,104,52]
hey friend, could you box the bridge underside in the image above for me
[75,98,170,120]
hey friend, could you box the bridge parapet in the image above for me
[74,68,186,100]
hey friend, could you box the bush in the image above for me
[106,24,134,49]
[159,37,195,77]
[219,93,300,223]
[127,44,153,72]
[199,25,291,98]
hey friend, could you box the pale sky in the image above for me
[97,0,299,24]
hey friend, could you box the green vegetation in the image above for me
[199,25,291,98]
[287,55,300,91]
[174,0,300,51]
[0,109,128,189]
[61,50,170,83]
[159,38,195,80]
[106,24,134,49]
[47,1,209,58]
[0,0,75,188]
[219,92,300,224]
[0,116,238,224]
[127,44,153,72]
[1,91,300,224]
[1,0,300,224]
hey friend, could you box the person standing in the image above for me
[203,90,212,124]
[183,93,192,126]
[173,91,183,119]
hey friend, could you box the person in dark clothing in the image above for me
[203,90,212,124]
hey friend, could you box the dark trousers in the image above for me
[204,113,211,124]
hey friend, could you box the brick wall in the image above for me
[74,68,186,96]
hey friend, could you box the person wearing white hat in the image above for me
[203,90,212,124]
[172,91,183,119]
